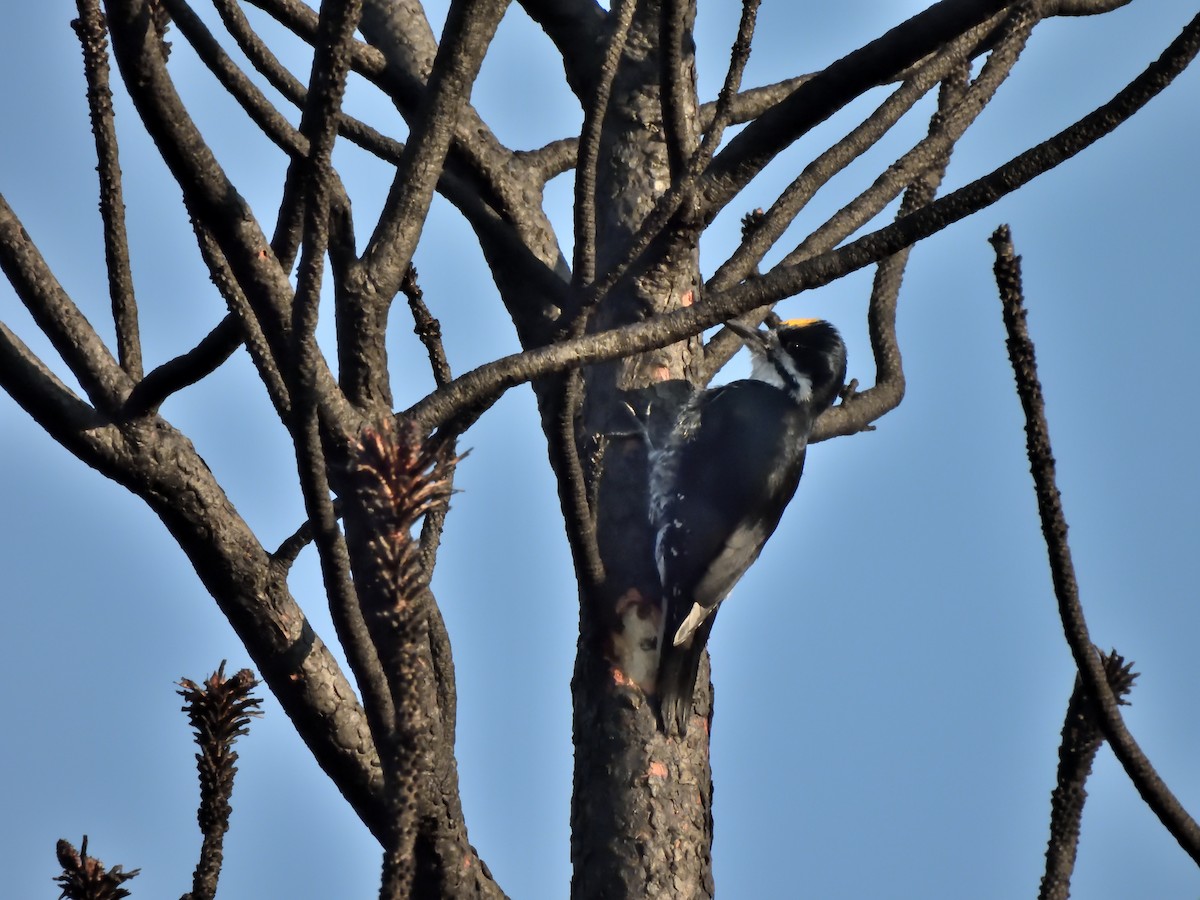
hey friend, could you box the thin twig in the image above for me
[73,0,141,379]
[695,0,1014,220]
[283,0,397,780]
[811,60,970,442]
[558,367,605,589]
[660,0,698,184]
[784,5,1036,272]
[520,73,807,186]
[991,224,1200,864]
[191,221,292,421]
[686,0,760,181]
[572,0,636,289]
[703,13,995,308]
[698,19,988,384]
[402,265,452,388]
[401,264,457,575]
[359,0,510,303]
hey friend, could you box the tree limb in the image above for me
[0,322,114,454]
[360,0,517,298]
[696,0,1013,220]
[517,0,606,100]
[812,59,969,442]
[123,314,243,417]
[73,0,141,379]
[572,0,635,290]
[0,193,130,414]
[992,224,1200,864]
[404,9,1200,435]
[104,0,336,424]
[702,12,996,313]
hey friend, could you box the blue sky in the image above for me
[2,2,1198,898]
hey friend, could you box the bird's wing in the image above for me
[655,381,811,645]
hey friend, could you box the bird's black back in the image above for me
[655,379,813,633]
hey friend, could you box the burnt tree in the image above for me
[3,1,1199,897]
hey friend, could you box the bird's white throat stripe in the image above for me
[749,352,813,400]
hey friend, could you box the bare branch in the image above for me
[700,74,810,130]
[103,1,302,396]
[576,0,994,334]
[569,0,758,319]
[123,314,243,417]
[696,0,1013,220]
[406,10,1200,435]
[359,0,511,295]
[2,331,388,842]
[1049,0,1132,14]
[519,137,579,182]
[553,0,636,593]
[248,0,574,335]
[402,266,452,389]
[556,367,605,589]
[272,515,318,572]
[521,74,809,187]
[707,9,1200,340]
[165,0,306,158]
[703,13,996,310]
[688,0,760,177]
[812,61,969,442]
[991,223,1200,864]
[247,0,505,209]
[106,0,364,438]
[0,194,129,413]
[280,0,399,794]
[400,265,458,576]
[518,0,606,100]
[191,222,293,421]
[166,0,359,274]
[73,0,141,379]
[572,0,636,289]
[778,5,1036,273]
[659,0,699,184]
[0,321,115,455]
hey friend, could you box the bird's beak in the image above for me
[725,320,764,344]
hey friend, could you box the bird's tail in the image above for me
[656,614,718,737]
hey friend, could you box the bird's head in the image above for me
[726,317,847,411]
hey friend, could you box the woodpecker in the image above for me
[651,318,847,736]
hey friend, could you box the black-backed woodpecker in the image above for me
[651,318,847,736]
